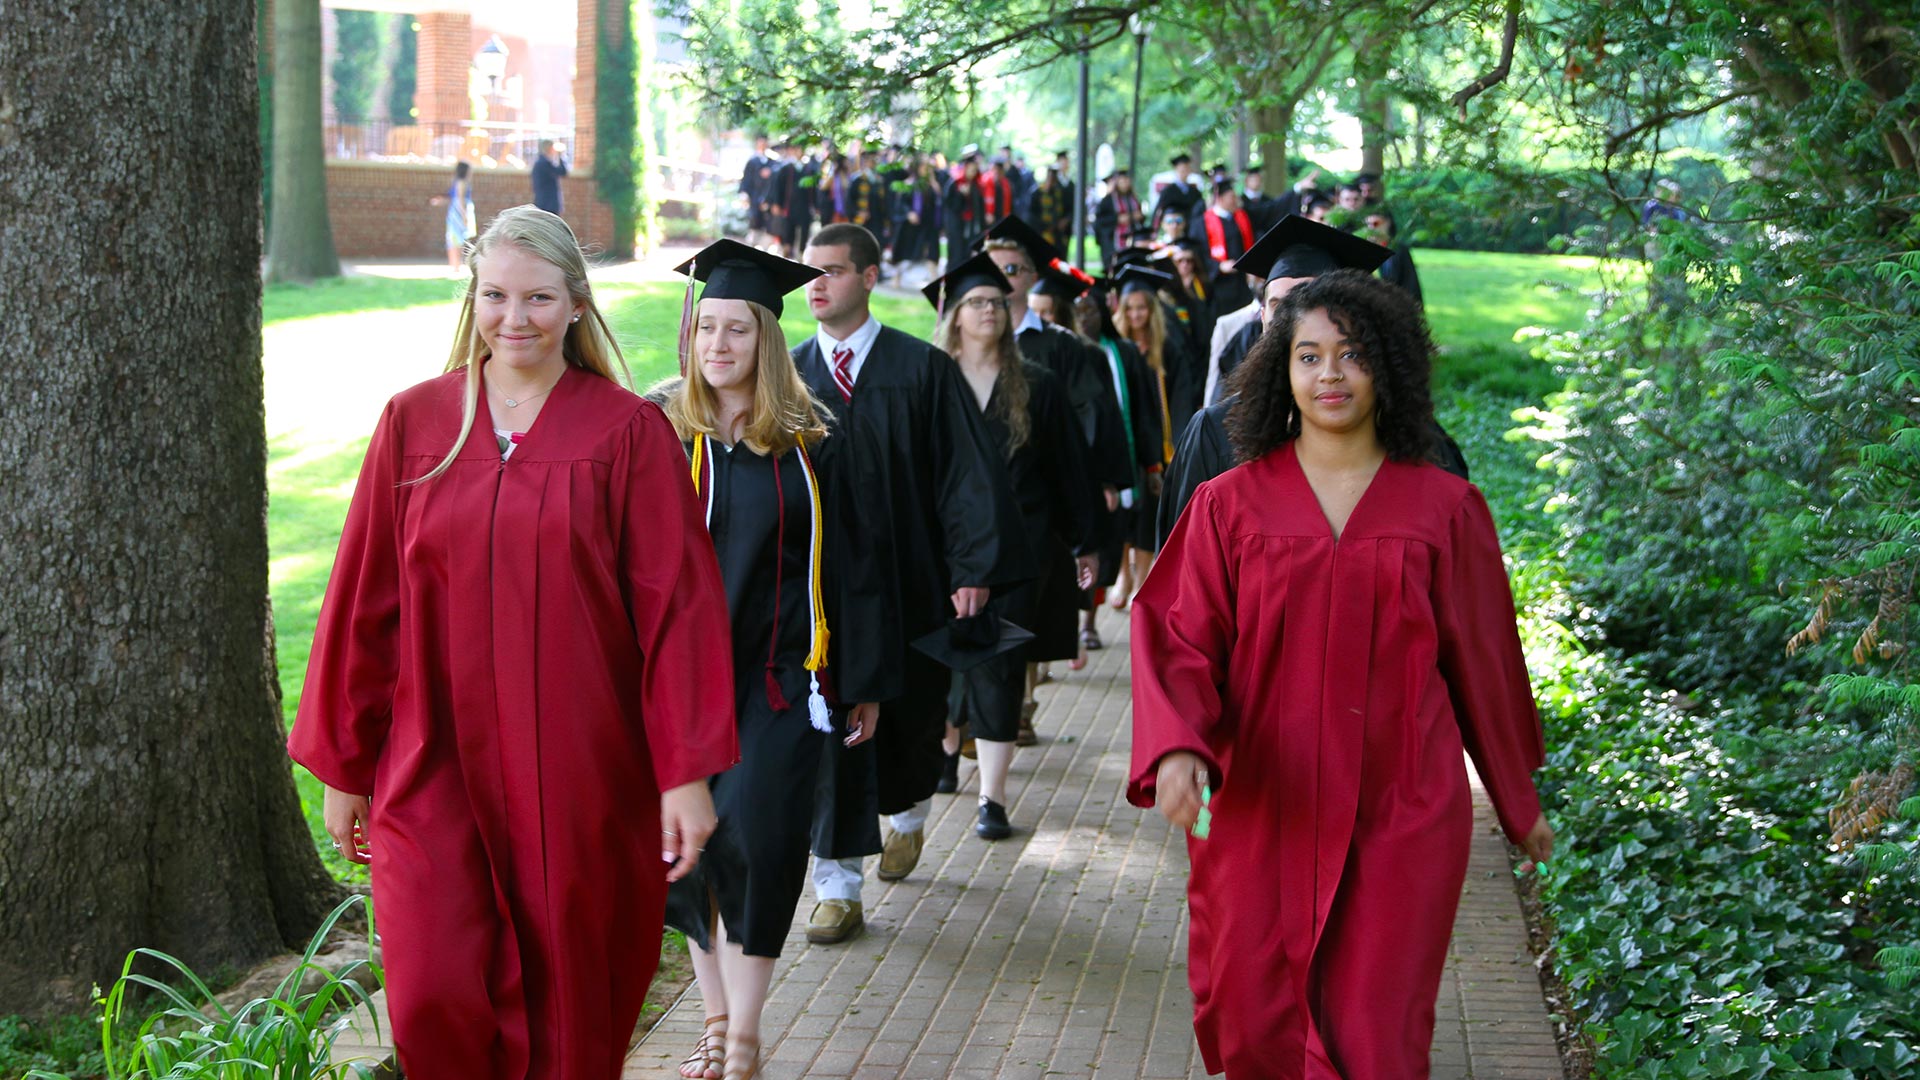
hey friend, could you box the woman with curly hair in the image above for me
[1127,270,1554,1079]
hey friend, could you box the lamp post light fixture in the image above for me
[475,34,510,97]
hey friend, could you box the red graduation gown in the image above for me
[1127,446,1544,1080]
[289,366,738,1080]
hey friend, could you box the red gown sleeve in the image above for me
[612,403,740,793]
[288,401,404,796]
[1126,481,1237,808]
[1433,485,1546,843]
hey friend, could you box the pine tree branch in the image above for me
[1451,0,1521,111]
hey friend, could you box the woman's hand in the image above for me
[660,781,718,883]
[844,702,881,747]
[1075,554,1100,590]
[1153,751,1210,832]
[323,786,373,866]
[1518,812,1554,872]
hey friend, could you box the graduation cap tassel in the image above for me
[676,273,696,377]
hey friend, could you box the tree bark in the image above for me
[1252,101,1295,188]
[265,0,341,282]
[0,0,340,1017]
[1358,82,1390,176]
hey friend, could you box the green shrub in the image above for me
[25,895,382,1080]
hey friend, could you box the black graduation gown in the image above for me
[768,160,799,246]
[1156,396,1474,549]
[1153,179,1204,231]
[794,326,1032,828]
[1381,246,1425,309]
[663,432,854,958]
[952,364,1097,740]
[1094,191,1147,266]
[1089,336,1167,569]
[1243,191,1280,233]
[1190,210,1258,316]
[892,180,942,263]
[1014,324,1129,655]
[1031,183,1074,249]
[1211,317,1264,406]
[740,153,770,230]
[1160,298,1206,436]
[944,179,988,267]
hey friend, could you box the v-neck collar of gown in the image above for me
[1280,442,1389,543]
[475,361,575,460]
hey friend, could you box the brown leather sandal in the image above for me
[678,1014,726,1079]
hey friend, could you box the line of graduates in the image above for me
[738,138,1081,277]
[289,198,1543,1080]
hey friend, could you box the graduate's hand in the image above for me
[1153,751,1210,832]
[322,786,373,866]
[1518,813,1555,872]
[1147,473,1164,497]
[660,781,717,883]
[1075,554,1100,590]
[952,586,990,618]
[844,702,880,747]
[1103,486,1120,512]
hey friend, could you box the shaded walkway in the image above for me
[623,607,1562,1079]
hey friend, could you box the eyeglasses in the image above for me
[999,262,1034,277]
[960,296,1010,312]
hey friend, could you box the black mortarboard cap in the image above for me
[1103,165,1131,180]
[1032,261,1094,303]
[1212,177,1237,195]
[910,613,1035,671]
[973,214,1064,269]
[1244,163,1264,175]
[1169,152,1192,166]
[673,238,823,318]
[1237,214,1390,284]
[1114,263,1174,298]
[922,250,1013,313]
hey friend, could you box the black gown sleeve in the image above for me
[925,343,1034,590]
[1156,401,1234,550]
[1031,369,1100,557]
[1118,341,1165,471]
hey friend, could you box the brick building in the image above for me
[307,0,631,258]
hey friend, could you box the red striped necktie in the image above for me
[831,345,855,401]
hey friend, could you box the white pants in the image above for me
[810,802,930,901]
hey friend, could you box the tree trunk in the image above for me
[1252,101,1295,187]
[265,0,341,282]
[1358,82,1390,176]
[0,0,340,1017]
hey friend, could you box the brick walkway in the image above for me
[623,607,1562,1079]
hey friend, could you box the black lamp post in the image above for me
[1128,14,1151,176]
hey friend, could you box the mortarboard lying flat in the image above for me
[910,613,1035,672]
[1236,214,1390,284]
[673,237,823,317]
[922,250,1014,313]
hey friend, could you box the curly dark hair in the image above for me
[1225,269,1437,464]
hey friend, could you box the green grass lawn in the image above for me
[264,250,1605,874]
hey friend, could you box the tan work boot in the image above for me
[876,828,925,882]
[805,899,863,944]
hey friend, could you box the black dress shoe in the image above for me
[976,797,1012,840]
[936,751,960,794]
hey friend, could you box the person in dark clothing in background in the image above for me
[531,139,569,215]
[1364,206,1423,309]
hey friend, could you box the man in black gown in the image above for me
[794,223,1030,943]
[1158,214,1470,549]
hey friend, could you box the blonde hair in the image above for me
[663,298,829,456]
[1118,288,1169,374]
[936,292,1031,454]
[415,205,630,484]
